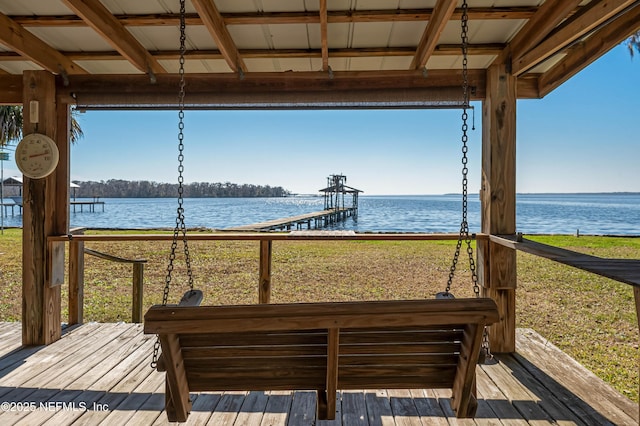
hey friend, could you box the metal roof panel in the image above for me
[25,27,114,52]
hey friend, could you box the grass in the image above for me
[0,228,637,402]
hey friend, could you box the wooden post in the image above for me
[259,239,272,303]
[22,71,68,345]
[479,63,517,353]
[68,238,85,325]
[132,263,144,323]
[68,227,86,325]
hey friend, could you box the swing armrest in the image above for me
[154,290,204,372]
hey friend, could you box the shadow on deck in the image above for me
[0,322,636,425]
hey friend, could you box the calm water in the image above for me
[1,193,639,235]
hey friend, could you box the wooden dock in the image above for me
[2,197,105,215]
[71,198,105,213]
[226,207,357,231]
[0,322,636,425]
[0,197,104,217]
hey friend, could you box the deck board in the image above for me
[0,322,636,425]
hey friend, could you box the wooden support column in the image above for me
[68,238,84,325]
[479,63,517,353]
[68,227,85,325]
[22,70,69,345]
[259,239,272,303]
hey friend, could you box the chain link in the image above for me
[454,0,491,360]
[152,0,192,369]
[445,0,479,297]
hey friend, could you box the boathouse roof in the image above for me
[319,184,363,194]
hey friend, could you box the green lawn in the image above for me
[0,229,637,401]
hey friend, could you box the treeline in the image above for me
[72,179,290,198]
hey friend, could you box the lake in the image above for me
[1,193,639,235]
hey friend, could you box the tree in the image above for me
[0,106,23,146]
[0,106,83,146]
[627,30,640,58]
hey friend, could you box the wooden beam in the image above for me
[481,65,516,235]
[0,74,22,104]
[495,0,582,66]
[22,71,63,345]
[320,0,329,71]
[491,234,640,288]
[61,0,166,76]
[480,63,517,353]
[191,0,246,73]
[513,0,637,76]
[0,12,87,76]
[2,69,534,105]
[411,0,458,70]
[59,69,488,107]
[9,8,539,27]
[2,44,497,61]
[539,2,640,97]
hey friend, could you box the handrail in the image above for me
[83,247,147,324]
[490,233,640,288]
[62,231,486,316]
[84,247,147,264]
[67,227,147,324]
[52,231,489,242]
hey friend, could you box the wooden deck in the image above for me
[0,322,636,425]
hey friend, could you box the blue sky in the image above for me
[4,44,639,195]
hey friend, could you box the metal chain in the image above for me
[445,0,479,297]
[152,0,192,369]
[453,0,492,360]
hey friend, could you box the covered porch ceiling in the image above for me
[0,0,638,108]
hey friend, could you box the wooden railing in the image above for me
[55,230,638,392]
[68,228,147,324]
[60,231,483,320]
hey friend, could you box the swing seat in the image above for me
[144,298,499,422]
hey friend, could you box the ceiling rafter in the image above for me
[9,8,539,27]
[513,0,638,76]
[538,2,640,97]
[61,0,165,77]
[495,0,582,67]
[0,12,87,76]
[190,0,246,73]
[18,44,498,62]
[411,0,458,70]
[320,0,329,71]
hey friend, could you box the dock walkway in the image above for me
[226,207,356,231]
[71,199,105,213]
[0,197,105,216]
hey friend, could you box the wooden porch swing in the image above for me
[143,0,499,422]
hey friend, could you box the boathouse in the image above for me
[0,1,638,424]
[0,176,104,214]
[319,174,361,216]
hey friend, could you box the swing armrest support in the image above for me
[159,333,191,422]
